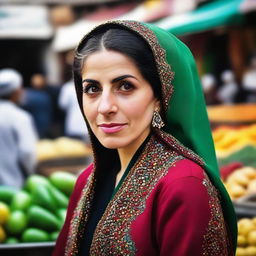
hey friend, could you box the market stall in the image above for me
[208,104,256,254]
[0,136,92,254]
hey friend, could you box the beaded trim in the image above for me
[202,173,231,255]
[65,173,96,256]
[76,20,174,114]
[89,135,184,255]
[155,129,205,167]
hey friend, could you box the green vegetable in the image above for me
[22,228,50,243]
[5,237,19,244]
[31,184,57,213]
[49,171,76,196]
[50,231,59,241]
[10,190,32,212]
[56,208,67,224]
[47,185,69,209]
[218,145,256,168]
[0,186,17,204]
[5,210,27,235]
[27,205,61,231]
[24,175,50,193]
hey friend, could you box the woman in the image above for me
[53,20,237,256]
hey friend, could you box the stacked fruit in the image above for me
[37,137,92,161]
[223,166,256,200]
[237,218,256,256]
[0,171,76,244]
[212,124,256,159]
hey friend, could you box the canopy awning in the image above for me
[52,0,256,52]
[155,0,249,36]
[0,5,53,39]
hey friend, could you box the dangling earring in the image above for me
[152,110,165,129]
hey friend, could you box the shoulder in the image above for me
[156,158,212,202]
[4,104,34,126]
[12,104,34,122]
[164,158,206,182]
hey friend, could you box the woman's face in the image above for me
[81,50,159,151]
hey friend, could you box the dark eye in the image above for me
[83,84,101,95]
[119,81,134,92]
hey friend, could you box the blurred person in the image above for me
[21,73,53,138]
[58,79,89,142]
[217,70,238,104]
[0,69,38,188]
[242,54,256,102]
[201,73,220,105]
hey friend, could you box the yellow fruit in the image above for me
[248,180,256,194]
[0,225,6,243]
[248,231,256,246]
[241,167,256,180]
[251,217,256,226]
[231,171,250,187]
[237,235,247,247]
[212,127,229,143]
[0,201,10,225]
[36,140,58,161]
[54,137,91,157]
[238,218,255,236]
[247,124,256,141]
[236,247,247,256]
[215,131,238,150]
[245,246,256,256]
[228,184,246,199]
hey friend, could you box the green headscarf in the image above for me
[144,22,237,251]
[74,20,237,252]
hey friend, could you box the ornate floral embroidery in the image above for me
[202,173,231,256]
[89,135,184,255]
[155,129,205,167]
[65,173,96,256]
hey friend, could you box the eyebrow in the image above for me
[82,74,137,84]
[111,75,137,83]
[82,79,99,84]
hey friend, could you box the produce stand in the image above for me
[36,137,93,176]
[234,195,256,219]
[207,104,256,124]
[0,242,55,256]
[208,104,256,252]
[37,156,93,176]
[207,104,256,129]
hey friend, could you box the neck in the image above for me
[117,130,150,177]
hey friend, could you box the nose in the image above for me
[98,90,117,115]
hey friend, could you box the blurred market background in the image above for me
[0,0,256,255]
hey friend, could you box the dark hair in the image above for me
[73,25,164,174]
[73,25,162,107]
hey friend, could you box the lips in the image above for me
[99,123,125,127]
[98,123,127,134]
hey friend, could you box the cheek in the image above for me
[126,98,155,124]
[82,99,95,125]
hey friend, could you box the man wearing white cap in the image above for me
[0,68,38,188]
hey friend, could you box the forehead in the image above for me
[82,50,141,77]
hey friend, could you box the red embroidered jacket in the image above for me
[53,157,232,256]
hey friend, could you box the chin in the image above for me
[99,137,129,149]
